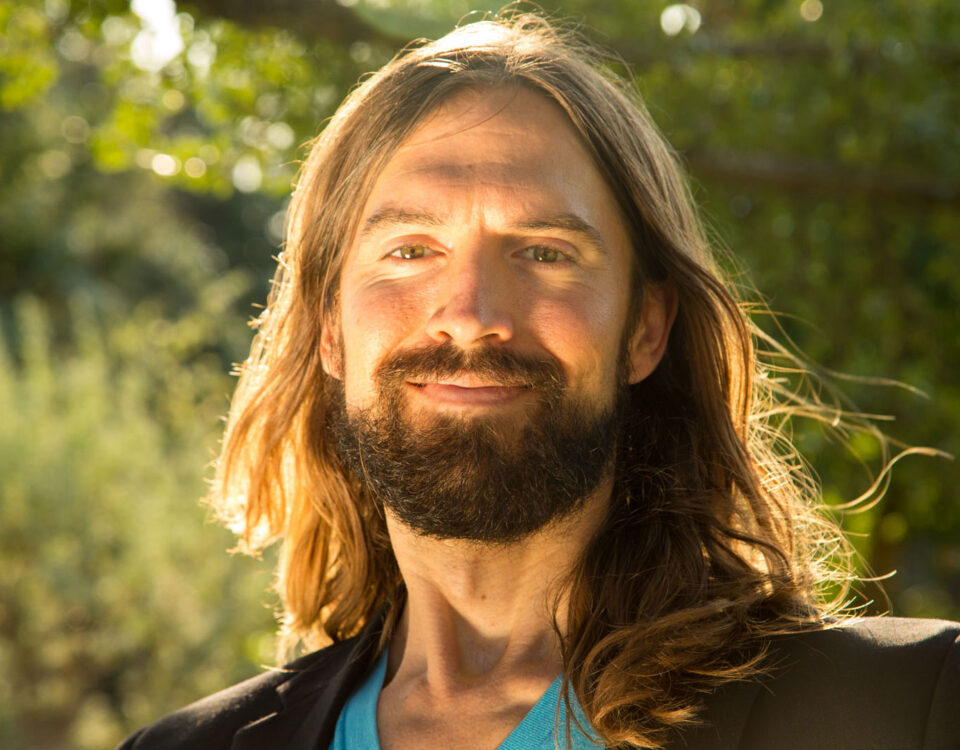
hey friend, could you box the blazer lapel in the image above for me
[231,618,384,750]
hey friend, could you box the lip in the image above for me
[407,381,531,406]
[419,373,521,388]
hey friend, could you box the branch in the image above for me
[685,150,959,205]
[180,0,404,47]
[615,35,960,71]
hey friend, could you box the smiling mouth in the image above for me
[407,381,532,405]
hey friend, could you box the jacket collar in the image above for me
[231,611,386,750]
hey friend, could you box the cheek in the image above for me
[338,279,435,406]
[528,284,626,395]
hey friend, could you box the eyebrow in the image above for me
[357,207,443,242]
[357,206,608,254]
[513,214,607,254]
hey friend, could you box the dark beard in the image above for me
[327,342,624,543]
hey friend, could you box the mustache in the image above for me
[375,342,565,390]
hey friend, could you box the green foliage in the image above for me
[0,297,277,749]
[2,0,958,746]
[0,5,59,109]
[351,0,506,39]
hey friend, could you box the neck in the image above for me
[383,478,611,692]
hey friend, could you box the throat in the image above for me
[376,643,563,750]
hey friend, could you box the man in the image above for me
[120,14,959,750]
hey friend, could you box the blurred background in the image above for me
[1,0,957,747]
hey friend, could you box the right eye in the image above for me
[389,245,430,260]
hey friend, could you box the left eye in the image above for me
[522,245,567,263]
[390,245,430,260]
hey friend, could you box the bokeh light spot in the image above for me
[130,0,184,72]
[38,150,72,179]
[800,0,823,22]
[135,148,155,169]
[151,153,180,176]
[162,89,185,111]
[266,122,295,151]
[187,37,217,72]
[266,209,287,245]
[660,4,702,36]
[232,155,263,193]
[58,29,93,62]
[44,0,70,23]
[349,41,373,63]
[198,143,220,164]
[772,213,795,238]
[61,115,90,144]
[878,513,908,544]
[184,157,207,178]
[101,16,135,46]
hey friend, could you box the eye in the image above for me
[389,245,431,260]
[521,245,569,264]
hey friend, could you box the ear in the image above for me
[319,312,343,380]
[627,281,678,385]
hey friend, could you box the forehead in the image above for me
[395,86,586,177]
[355,85,628,234]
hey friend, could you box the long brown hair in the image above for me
[210,13,855,748]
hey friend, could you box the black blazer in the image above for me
[118,617,960,749]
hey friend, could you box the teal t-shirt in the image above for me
[329,648,601,749]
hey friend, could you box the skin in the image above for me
[321,86,676,750]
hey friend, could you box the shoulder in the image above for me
[779,614,960,651]
[739,617,960,750]
[115,637,360,750]
[766,616,960,694]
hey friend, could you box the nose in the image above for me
[424,254,515,347]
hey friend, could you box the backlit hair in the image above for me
[210,14,856,748]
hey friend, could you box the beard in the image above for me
[327,341,626,544]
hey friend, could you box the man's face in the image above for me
[323,86,662,541]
